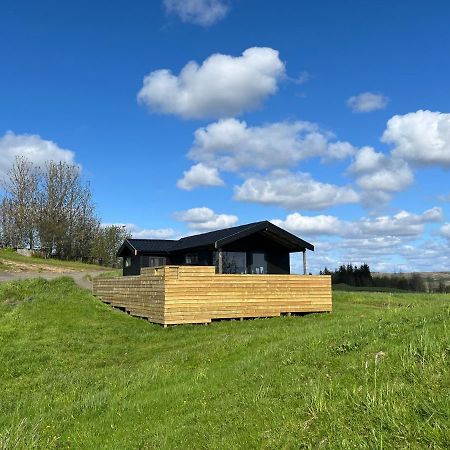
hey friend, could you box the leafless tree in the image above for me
[37,161,99,259]
[91,225,130,267]
[0,156,39,249]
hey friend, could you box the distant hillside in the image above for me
[0,248,106,273]
[373,271,450,291]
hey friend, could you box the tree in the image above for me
[37,161,98,259]
[0,156,39,249]
[91,225,130,267]
[0,157,100,260]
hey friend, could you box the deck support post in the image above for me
[302,250,307,275]
[218,248,223,274]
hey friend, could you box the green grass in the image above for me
[333,283,411,293]
[0,248,105,271]
[0,278,449,449]
[90,269,122,280]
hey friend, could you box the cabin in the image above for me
[93,221,332,326]
[116,220,314,276]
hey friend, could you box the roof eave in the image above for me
[214,221,314,252]
[116,239,137,257]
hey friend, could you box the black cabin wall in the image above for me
[221,233,291,274]
[123,254,171,276]
[266,251,290,274]
[170,249,212,266]
[123,255,141,276]
[122,232,294,276]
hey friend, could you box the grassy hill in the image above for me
[0,248,106,272]
[0,278,449,449]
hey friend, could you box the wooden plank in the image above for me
[93,266,331,325]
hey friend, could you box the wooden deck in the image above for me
[92,266,332,326]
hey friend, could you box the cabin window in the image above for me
[185,253,199,264]
[124,257,132,268]
[214,251,247,274]
[249,252,267,274]
[149,257,166,267]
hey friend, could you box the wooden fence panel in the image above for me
[92,266,332,326]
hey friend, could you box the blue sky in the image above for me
[1,0,450,272]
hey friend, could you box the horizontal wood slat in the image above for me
[92,266,332,325]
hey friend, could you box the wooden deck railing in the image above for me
[93,266,332,326]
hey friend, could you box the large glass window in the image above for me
[249,252,267,274]
[185,253,199,265]
[149,257,166,267]
[215,251,247,274]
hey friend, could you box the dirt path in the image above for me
[0,270,105,290]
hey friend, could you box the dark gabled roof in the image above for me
[117,220,314,257]
[126,239,177,253]
[174,221,265,251]
[117,239,177,256]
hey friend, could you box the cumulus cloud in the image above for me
[177,163,224,190]
[382,110,450,167]
[163,0,229,26]
[329,238,448,273]
[175,206,238,231]
[441,223,450,239]
[102,223,178,240]
[0,131,76,179]
[395,240,450,272]
[271,213,343,236]
[347,92,389,113]
[347,146,414,203]
[234,171,360,210]
[356,207,443,237]
[138,47,285,119]
[275,209,446,273]
[187,118,356,173]
[273,207,443,239]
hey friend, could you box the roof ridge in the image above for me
[177,220,266,242]
[213,221,267,247]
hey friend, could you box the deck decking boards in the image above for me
[92,266,332,326]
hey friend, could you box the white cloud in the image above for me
[355,160,413,194]
[0,131,76,180]
[356,207,443,237]
[273,207,443,239]
[395,240,450,272]
[234,171,360,210]
[177,163,224,190]
[441,223,450,238]
[138,47,285,119]
[346,92,389,113]
[271,213,343,236]
[382,110,450,167]
[324,141,357,162]
[175,206,238,231]
[348,146,385,174]
[163,0,229,26]
[187,118,356,173]
[275,209,447,273]
[102,223,178,240]
[347,146,413,202]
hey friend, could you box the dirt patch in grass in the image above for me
[3,295,34,308]
[0,259,77,273]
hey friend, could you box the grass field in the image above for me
[0,278,449,449]
[332,283,412,293]
[0,249,105,272]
